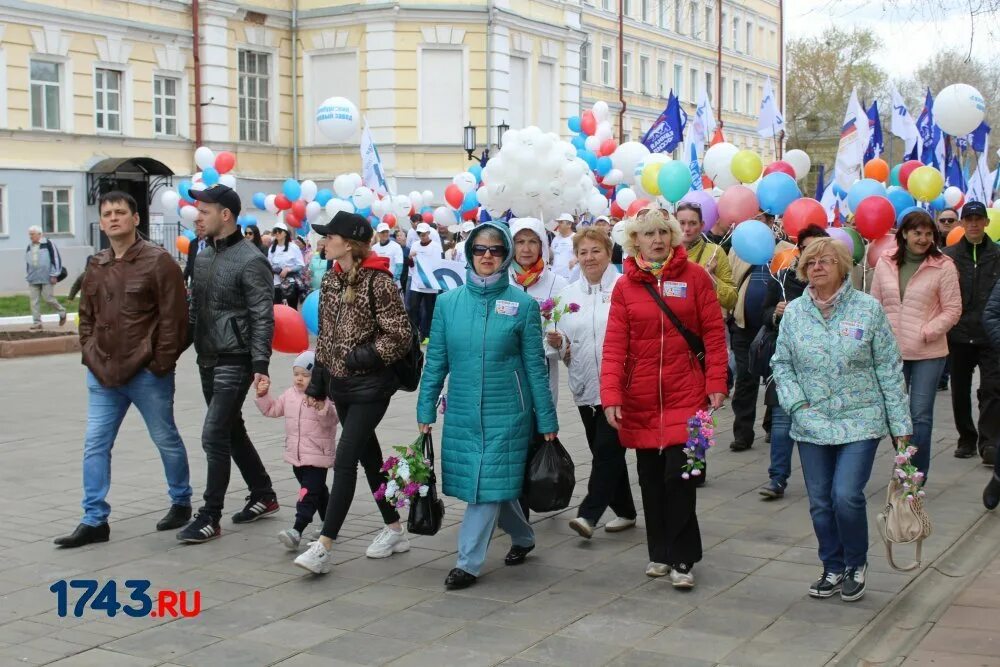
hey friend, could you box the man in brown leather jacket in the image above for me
[54,191,192,548]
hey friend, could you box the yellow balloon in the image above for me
[986,209,1000,242]
[907,166,944,202]
[641,162,663,196]
[730,150,763,184]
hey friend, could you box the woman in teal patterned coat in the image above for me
[771,237,911,604]
[417,222,559,591]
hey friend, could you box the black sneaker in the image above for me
[808,570,844,598]
[729,440,753,452]
[156,504,192,531]
[841,564,867,602]
[955,445,976,459]
[231,495,279,524]
[176,514,221,543]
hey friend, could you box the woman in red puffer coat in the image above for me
[601,208,729,589]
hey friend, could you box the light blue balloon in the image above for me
[596,156,613,177]
[930,195,947,210]
[468,164,483,182]
[731,220,777,265]
[571,135,586,151]
[896,204,925,226]
[886,188,916,216]
[202,167,220,186]
[178,179,194,202]
[568,116,582,133]
[580,150,598,170]
[461,190,479,212]
[848,178,887,213]
[303,290,320,335]
[283,178,302,201]
[757,173,802,216]
[357,207,371,218]
[252,192,267,210]
[243,214,258,227]
[182,228,197,241]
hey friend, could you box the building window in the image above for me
[674,2,683,33]
[602,0,611,11]
[721,75,727,109]
[639,55,649,94]
[153,76,178,136]
[238,50,270,143]
[658,1,668,28]
[657,59,666,97]
[94,68,122,133]
[689,1,697,36]
[0,186,6,236]
[746,82,753,113]
[41,188,71,235]
[622,52,631,90]
[732,17,740,52]
[623,0,632,16]
[705,7,714,42]
[705,72,713,100]
[580,44,590,82]
[721,12,728,46]
[733,78,740,113]
[641,0,649,22]
[673,64,683,98]
[746,22,754,55]
[420,49,463,143]
[689,67,697,102]
[770,30,777,59]
[601,47,612,86]
[30,60,61,131]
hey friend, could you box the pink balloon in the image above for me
[717,185,759,225]
[827,227,854,255]
[680,190,719,229]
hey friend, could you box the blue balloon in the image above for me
[178,179,194,202]
[886,188,916,216]
[847,178,887,213]
[571,135,586,150]
[596,156,613,177]
[930,195,947,210]
[252,192,267,210]
[568,115,582,133]
[283,178,302,201]
[580,150,598,170]
[315,189,333,206]
[896,204,925,226]
[731,220,777,265]
[468,164,483,182]
[183,228,197,241]
[302,290,320,335]
[242,214,258,228]
[202,167,220,186]
[757,173,802,216]
[461,190,479,212]
[357,207,371,218]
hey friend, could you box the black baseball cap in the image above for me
[312,211,373,243]
[190,184,241,220]
[962,201,989,220]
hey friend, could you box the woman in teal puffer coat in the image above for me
[417,222,559,591]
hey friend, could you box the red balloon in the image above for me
[444,184,464,209]
[625,198,651,218]
[610,201,626,219]
[717,185,759,224]
[763,161,796,178]
[421,211,434,224]
[462,207,479,221]
[899,160,923,190]
[275,194,292,210]
[214,151,236,174]
[285,211,302,228]
[599,139,618,156]
[383,213,397,228]
[701,175,714,190]
[867,233,896,268]
[782,198,827,240]
[291,200,307,220]
[854,195,895,240]
[272,304,309,354]
[581,110,597,136]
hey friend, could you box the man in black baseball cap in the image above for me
[189,184,242,228]
[312,211,373,244]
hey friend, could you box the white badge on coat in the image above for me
[662,281,688,298]
[495,299,519,316]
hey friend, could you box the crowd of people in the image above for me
[51,182,1000,606]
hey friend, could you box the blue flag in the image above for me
[642,91,687,154]
[688,140,702,191]
[916,88,941,169]
[864,101,883,163]
[957,121,991,154]
[944,138,967,191]
[815,163,826,201]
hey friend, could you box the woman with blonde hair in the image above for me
[293,212,413,575]
[601,209,728,587]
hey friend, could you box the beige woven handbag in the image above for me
[877,477,932,572]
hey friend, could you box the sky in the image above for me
[784,0,993,79]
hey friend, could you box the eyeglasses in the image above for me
[804,257,838,270]
[472,244,507,257]
[938,217,958,223]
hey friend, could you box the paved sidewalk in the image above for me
[0,351,997,666]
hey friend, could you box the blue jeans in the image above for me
[82,369,192,526]
[767,403,793,488]
[456,501,534,576]
[903,357,947,480]
[798,439,879,572]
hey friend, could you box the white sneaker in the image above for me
[278,528,301,551]
[569,517,594,539]
[294,541,331,574]
[366,526,410,559]
[605,517,637,533]
[645,562,670,577]
[670,567,695,589]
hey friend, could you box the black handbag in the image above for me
[642,283,706,371]
[526,437,576,512]
[368,278,424,391]
[407,433,445,536]
[748,325,778,378]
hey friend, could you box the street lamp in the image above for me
[464,121,510,162]
[464,122,477,160]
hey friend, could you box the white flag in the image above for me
[968,135,993,205]
[890,87,919,158]
[361,119,389,196]
[691,87,716,149]
[834,89,870,192]
[757,77,785,138]
[411,256,467,292]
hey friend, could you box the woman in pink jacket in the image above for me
[871,210,961,478]
[255,351,338,549]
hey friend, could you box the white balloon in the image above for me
[190,181,206,192]
[703,142,739,182]
[595,121,613,142]
[584,135,601,153]
[371,197,387,217]
[352,187,374,210]
[934,83,986,137]
[587,192,609,216]
[393,194,412,218]
[306,201,323,221]
[603,169,624,186]
[194,146,215,170]
[944,185,964,208]
[433,206,456,226]
[611,220,628,246]
[218,174,237,188]
[161,190,181,209]
[610,142,651,185]
[265,194,279,214]
[192,171,203,184]
[593,100,610,122]
[180,205,199,223]
[350,173,363,189]
[316,97,361,142]
[408,191,424,210]
[333,175,353,199]
[422,190,434,206]
[476,185,490,208]
[616,188,637,209]
[784,149,812,181]
[300,180,318,202]
[715,170,741,190]
[453,172,477,194]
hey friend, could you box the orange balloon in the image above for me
[947,226,965,246]
[770,247,799,273]
[864,158,890,183]
[175,235,190,254]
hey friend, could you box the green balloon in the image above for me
[889,164,902,187]
[657,160,693,204]
[845,227,865,264]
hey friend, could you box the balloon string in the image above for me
[863,242,870,292]
[769,267,787,302]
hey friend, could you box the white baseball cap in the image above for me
[594,215,611,224]
[416,222,432,234]
[461,221,476,233]
[272,221,289,233]
[376,222,390,233]
[556,213,575,223]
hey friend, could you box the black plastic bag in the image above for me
[407,433,445,536]
[526,437,576,512]
[748,325,778,378]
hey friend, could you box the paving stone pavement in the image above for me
[0,351,998,666]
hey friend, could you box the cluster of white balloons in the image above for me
[480,126,609,219]
[160,146,239,224]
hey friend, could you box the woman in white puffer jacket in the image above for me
[546,228,637,538]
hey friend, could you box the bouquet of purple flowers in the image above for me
[374,437,434,510]
[681,410,716,480]
[539,296,580,330]
[892,440,926,503]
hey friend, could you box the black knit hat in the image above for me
[312,211,373,243]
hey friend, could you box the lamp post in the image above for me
[464,121,510,162]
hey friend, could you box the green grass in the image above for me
[0,295,77,318]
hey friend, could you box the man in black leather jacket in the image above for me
[943,202,1000,464]
[177,184,279,543]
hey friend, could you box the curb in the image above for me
[831,511,1000,665]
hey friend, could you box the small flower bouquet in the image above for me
[892,440,926,503]
[375,441,433,510]
[539,296,580,330]
[681,410,716,480]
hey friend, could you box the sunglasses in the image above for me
[938,217,958,223]
[472,244,507,257]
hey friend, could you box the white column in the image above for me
[491,25,511,144]
[200,10,233,143]
[364,21,396,181]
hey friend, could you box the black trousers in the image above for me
[321,398,400,539]
[406,291,437,340]
[199,364,274,520]
[274,284,300,310]
[293,465,329,532]
[576,406,637,524]
[950,342,1000,454]
[730,324,761,446]
[636,448,702,569]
